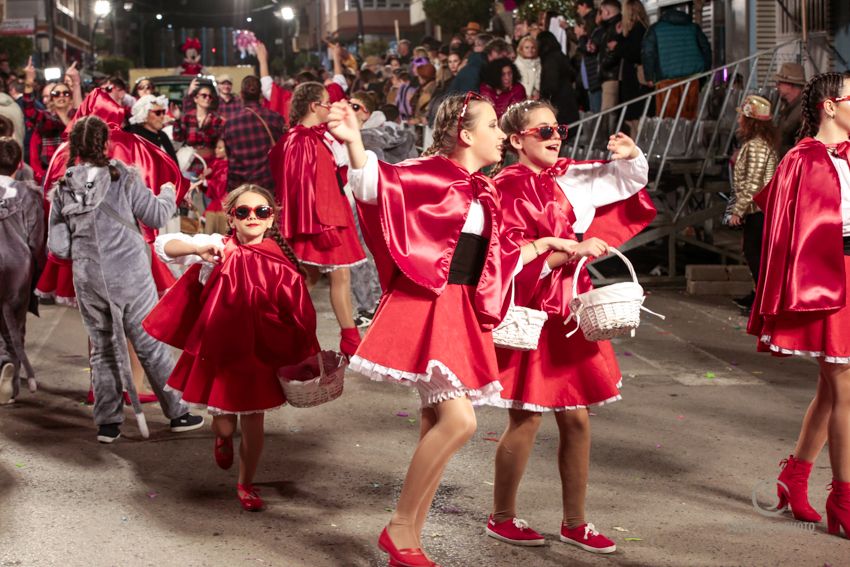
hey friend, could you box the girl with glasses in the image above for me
[131,77,157,99]
[329,93,584,566]
[750,72,850,538]
[480,100,653,554]
[172,85,223,162]
[271,82,367,358]
[146,184,320,511]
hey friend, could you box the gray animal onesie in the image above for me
[46,160,188,426]
[0,176,44,399]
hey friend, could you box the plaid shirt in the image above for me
[22,92,76,168]
[223,102,286,191]
[172,109,225,150]
[183,93,244,122]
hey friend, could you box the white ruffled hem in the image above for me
[301,258,368,273]
[349,355,504,408]
[35,290,77,308]
[163,384,286,416]
[760,335,850,364]
[476,379,624,412]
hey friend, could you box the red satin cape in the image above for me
[748,138,846,338]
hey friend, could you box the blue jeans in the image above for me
[588,89,602,113]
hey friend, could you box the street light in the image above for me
[91,1,112,65]
[281,6,295,21]
[280,6,295,76]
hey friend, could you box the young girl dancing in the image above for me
[270,82,366,357]
[749,71,850,537]
[330,93,583,566]
[482,100,654,553]
[144,184,320,512]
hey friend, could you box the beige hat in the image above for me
[462,22,482,33]
[737,94,773,121]
[216,74,233,84]
[774,63,806,86]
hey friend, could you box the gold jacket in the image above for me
[731,137,778,217]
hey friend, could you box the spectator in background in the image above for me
[446,33,492,94]
[615,0,654,135]
[515,35,541,99]
[391,70,415,122]
[538,30,580,125]
[214,74,243,121]
[773,62,806,157]
[480,58,527,118]
[397,39,413,65]
[353,92,417,163]
[172,83,224,162]
[411,63,437,125]
[104,76,134,110]
[574,6,603,112]
[641,5,712,119]
[463,22,482,46]
[131,77,157,99]
[125,94,179,166]
[598,0,623,115]
[0,91,25,150]
[485,38,512,62]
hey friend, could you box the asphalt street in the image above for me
[1,282,848,567]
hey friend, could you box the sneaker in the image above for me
[0,363,14,405]
[170,413,204,433]
[97,423,122,444]
[354,309,375,328]
[559,523,616,554]
[485,515,545,546]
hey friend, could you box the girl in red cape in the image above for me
[330,93,584,566]
[481,100,654,553]
[143,184,320,512]
[748,71,850,537]
[271,82,366,358]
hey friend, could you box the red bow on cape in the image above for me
[749,137,847,336]
[356,155,521,329]
[143,237,320,369]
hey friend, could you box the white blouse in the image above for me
[154,232,225,284]
[829,154,850,236]
[555,150,649,234]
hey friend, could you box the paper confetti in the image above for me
[613,526,629,532]
[147,491,158,499]
[14,463,24,468]
[705,372,716,379]
[624,537,643,542]
[676,415,685,420]
[408,418,417,424]
[395,411,409,418]
[483,437,500,442]
[655,443,662,448]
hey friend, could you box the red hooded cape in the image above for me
[748,138,848,336]
[271,124,351,239]
[143,237,320,369]
[263,83,293,128]
[495,159,656,318]
[356,155,523,329]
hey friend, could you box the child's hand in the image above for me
[195,243,224,263]
[728,214,743,227]
[607,132,639,160]
[327,101,362,144]
[573,237,610,258]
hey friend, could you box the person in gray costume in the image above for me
[46,116,203,443]
[0,137,44,405]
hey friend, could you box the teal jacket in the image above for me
[642,10,712,83]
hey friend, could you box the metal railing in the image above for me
[567,39,810,283]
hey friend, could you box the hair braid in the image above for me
[422,93,490,157]
[267,224,307,277]
[798,72,850,141]
[491,99,558,175]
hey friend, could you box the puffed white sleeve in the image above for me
[347,150,379,204]
[154,232,225,265]
[260,76,274,101]
[559,150,649,208]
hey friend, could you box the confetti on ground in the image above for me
[486,431,498,435]
[440,505,462,514]
[14,463,24,468]
[752,371,763,375]
[288,426,301,433]
[676,415,685,420]
[407,418,417,424]
[395,411,409,418]
[613,526,629,532]
[623,351,633,357]
[371,483,381,488]
[589,412,597,416]
[705,372,716,379]
[147,491,158,499]
[331,523,338,527]
[624,537,643,542]
[431,533,443,539]
[655,443,662,449]
[483,481,494,486]
[483,437,500,442]
[385,508,393,512]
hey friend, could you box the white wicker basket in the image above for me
[493,284,549,351]
[278,350,347,408]
[565,248,664,341]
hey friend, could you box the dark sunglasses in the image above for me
[230,205,274,220]
[197,92,212,100]
[457,91,485,139]
[520,124,569,141]
[51,90,71,98]
[137,83,153,91]
[149,109,166,116]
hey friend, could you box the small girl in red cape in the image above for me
[329,93,583,566]
[270,82,366,358]
[143,184,321,512]
[748,71,850,537]
[480,99,653,553]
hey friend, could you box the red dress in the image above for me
[143,236,321,414]
[749,139,850,362]
[271,124,366,271]
[349,155,523,407]
[36,89,188,303]
[490,160,655,411]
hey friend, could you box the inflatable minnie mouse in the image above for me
[179,38,205,76]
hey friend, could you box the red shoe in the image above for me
[377,527,435,567]
[236,483,264,512]
[485,515,545,546]
[340,327,361,358]
[86,387,95,405]
[214,437,233,470]
[827,480,850,538]
[777,455,822,522]
[559,523,616,554]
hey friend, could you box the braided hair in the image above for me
[798,72,850,141]
[66,116,119,181]
[491,99,558,175]
[422,93,491,157]
[223,184,306,277]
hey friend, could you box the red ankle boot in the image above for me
[826,480,850,538]
[777,455,822,522]
[340,327,361,358]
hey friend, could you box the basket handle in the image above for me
[317,351,325,377]
[571,247,639,299]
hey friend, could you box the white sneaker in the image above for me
[0,363,15,404]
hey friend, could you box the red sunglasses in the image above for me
[519,124,569,141]
[457,91,485,140]
[229,205,274,220]
[818,95,850,109]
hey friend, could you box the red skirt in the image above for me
[758,256,850,363]
[35,253,76,306]
[290,206,366,271]
[349,277,503,407]
[488,318,622,411]
[166,350,286,415]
